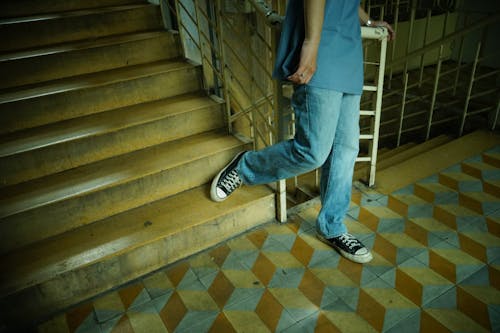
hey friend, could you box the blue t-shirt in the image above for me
[273,0,363,95]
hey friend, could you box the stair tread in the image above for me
[0,184,274,297]
[0,30,167,62]
[0,3,153,25]
[0,131,242,218]
[0,92,217,157]
[0,59,192,104]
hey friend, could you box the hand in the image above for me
[372,20,396,41]
[287,39,319,85]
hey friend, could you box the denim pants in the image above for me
[238,85,361,238]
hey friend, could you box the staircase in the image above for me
[0,0,275,330]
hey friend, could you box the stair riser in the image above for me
[0,0,145,18]
[1,34,180,89]
[0,194,275,330]
[1,105,223,186]
[0,5,162,52]
[0,146,244,253]
[1,66,201,135]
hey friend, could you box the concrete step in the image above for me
[0,4,162,52]
[1,31,181,89]
[375,131,500,194]
[0,131,247,254]
[0,183,275,328]
[356,135,452,185]
[0,0,145,18]
[0,93,223,186]
[0,59,201,134]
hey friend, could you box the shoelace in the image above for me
[221,170,242,193]
[338,233,361,249]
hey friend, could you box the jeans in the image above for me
[237,84,360,238]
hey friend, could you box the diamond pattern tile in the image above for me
[38,146,500,332]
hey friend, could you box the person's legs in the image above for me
[316,93,361,238]
[315,93,372,263]
[238,85,343,185]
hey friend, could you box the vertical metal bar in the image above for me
[271,26,287,222]
[369,31,388,187]
[193,0,210,94]
[418,9,432,87]
[426,45,444,141]
[459,42,481,136]
[453,14,467,96]
[214,0,234,134]
[388,0,400,88]
[403,0,416,77]
[492,99,500,131]
[397,73,409,147]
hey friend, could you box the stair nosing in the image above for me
[0,93,219,158]
[0,30,168,62]
[0,59,195,104]
[0,3,155,25]
[0,132,243,218]
[0,185,275,297]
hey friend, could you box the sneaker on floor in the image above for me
[317,232,373,264]
[210,151,245,202]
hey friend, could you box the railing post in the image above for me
[460,41,481,136]
[397,72,409,147]
[368,27,388,187]
[426,44,444,141]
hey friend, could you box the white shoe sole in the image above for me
[316,233,373,264]
[210,152,245,202]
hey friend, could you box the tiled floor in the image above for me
[38,147,500,332]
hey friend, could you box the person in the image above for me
[210,0,395,264]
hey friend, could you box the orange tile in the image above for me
[209,244,232,267]
[420,310,451,333]
[208,312,236,333]
[208,271,235,309]
[251,252,276,286]
[255,289,283,332]
[357,289,386,332]
[338,256,364,285]
[159,291,187,333]
[298,269,325,307]
[315,312,341,333]
[118,283,144,310]
[165,261,190,287]
[65,302,93,333]
[291,235,314,266]
[247,229,269,249]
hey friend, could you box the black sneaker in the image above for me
[317,232,373,264]
[210,151,245,202]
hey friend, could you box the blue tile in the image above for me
[309,250,340,268]
[423,287,457,309]
[420,174,439,183]
[282,310,319,331]
[460,266,490,286]
[223,288,265,310]
[232,250,260,269]
[422,285,455,307]
[325,286,360,311]
[488,305,500,333]
[262,234,293,252]
[382,309,420,333]
[151,291,174,312]
[383,309,421,333]
[175,310,219,333]
[393,185,414,195]
[275,310,297,332]
[99,315,123,333]
[407,204,434,218]
[268,268,305,288]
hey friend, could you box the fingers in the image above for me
[375,21,396,41]
[288,67,313,84]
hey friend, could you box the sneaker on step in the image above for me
[210,151,245,202]
[317,232,373,264]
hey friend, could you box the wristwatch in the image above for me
[366,19,373,27]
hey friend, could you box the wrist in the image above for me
[365,19,373,27]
